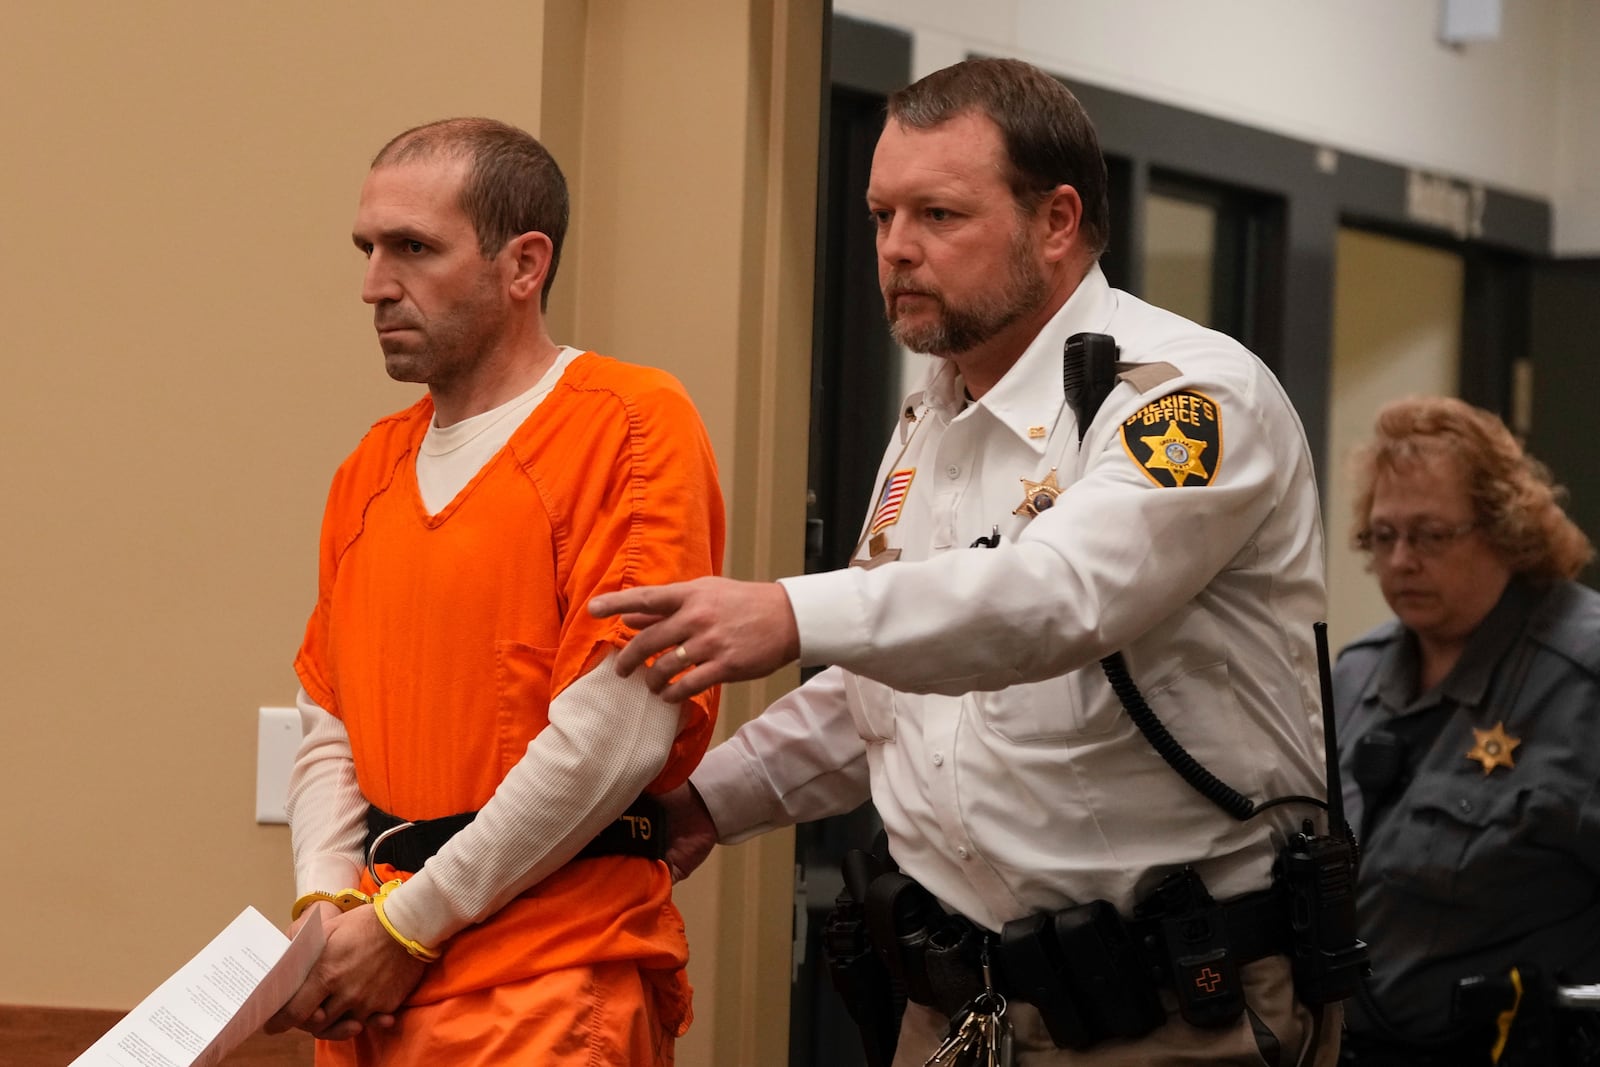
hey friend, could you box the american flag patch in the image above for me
[868,468,916,535]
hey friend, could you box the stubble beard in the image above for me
[375,277,505,389]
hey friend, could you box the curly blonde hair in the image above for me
[1350,396,1593,582]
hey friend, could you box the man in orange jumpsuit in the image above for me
[264,118,724,1066]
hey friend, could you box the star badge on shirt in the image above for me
[1014,468,1063,516]
[1466,721,1520,775]
[1119,389,1223,488]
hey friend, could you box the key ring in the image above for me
[972,990,1008,1017]
[367,820,415,887]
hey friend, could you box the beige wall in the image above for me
[553,3,821,1063]
[1,2,819,1062]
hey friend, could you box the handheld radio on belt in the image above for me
[1062,331,1368,1010]
[1284,624,1369,1004]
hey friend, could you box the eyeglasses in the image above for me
[1355,520,1478,558]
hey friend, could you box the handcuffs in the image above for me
[289,820,440,961]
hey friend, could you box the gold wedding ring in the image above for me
[675,645,691,665]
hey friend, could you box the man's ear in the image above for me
[1039,184,1083,264]
[504,231,555,302]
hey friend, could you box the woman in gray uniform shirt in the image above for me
[1335,396,1599,1067]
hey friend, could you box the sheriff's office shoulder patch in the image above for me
[1119,390,1222,488]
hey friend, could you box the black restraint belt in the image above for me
[363,794,668,874]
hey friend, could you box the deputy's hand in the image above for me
[264,904,424,1040]
[588,577,800,703]
[660,783,718,883]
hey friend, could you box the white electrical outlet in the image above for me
[256,706,302,824]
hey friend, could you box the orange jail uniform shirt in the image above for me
[294,352,724,1060]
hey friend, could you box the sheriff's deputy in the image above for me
[592,57,1337,1066]
[1336,397,1600,1066]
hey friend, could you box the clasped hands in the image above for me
[264,898,426,1042]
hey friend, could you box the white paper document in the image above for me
[72,905,325,1067]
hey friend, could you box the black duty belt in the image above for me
[859,863,1294,1047]
[867,879,1287,1008]
[1131,884,1289,967]
[363,794,668,874]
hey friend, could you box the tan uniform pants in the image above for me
[892,955,1341,1067]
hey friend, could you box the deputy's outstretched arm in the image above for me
[590,577,799,704]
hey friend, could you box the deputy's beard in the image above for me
[882,235,1046,356]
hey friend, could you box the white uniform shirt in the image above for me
[693,266,1328,932]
